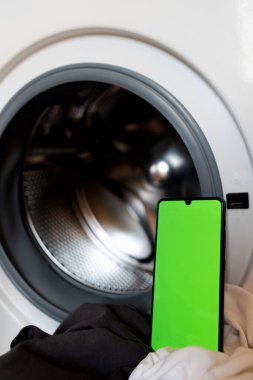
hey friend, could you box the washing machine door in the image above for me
[0,32,252,324]
[0,64,221,320]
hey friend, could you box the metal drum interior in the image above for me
[22,82,200,293]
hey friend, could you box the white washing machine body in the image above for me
[1,0,253,354]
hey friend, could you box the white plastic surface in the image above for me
[0,267,58,355]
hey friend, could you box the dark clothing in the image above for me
[0,304,152,379]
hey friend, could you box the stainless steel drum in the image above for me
[23,83,200,293]
[0,65,222,320]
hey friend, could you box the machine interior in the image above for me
[22,82,201,293]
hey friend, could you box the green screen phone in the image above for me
[151,198,225,351]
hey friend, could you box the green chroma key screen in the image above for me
[151,198,225,351]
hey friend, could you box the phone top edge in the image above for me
[157,196,226,203]
[157,197,226,212]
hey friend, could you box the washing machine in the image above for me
[0,0,253,355]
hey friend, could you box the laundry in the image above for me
[1,284,253,379]
[0,303,152,380]
[129,284,253,380]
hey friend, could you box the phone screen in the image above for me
[151,198,225,351]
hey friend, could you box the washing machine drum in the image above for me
[0,65,222,320]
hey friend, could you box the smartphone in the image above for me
[151,198,225,351]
